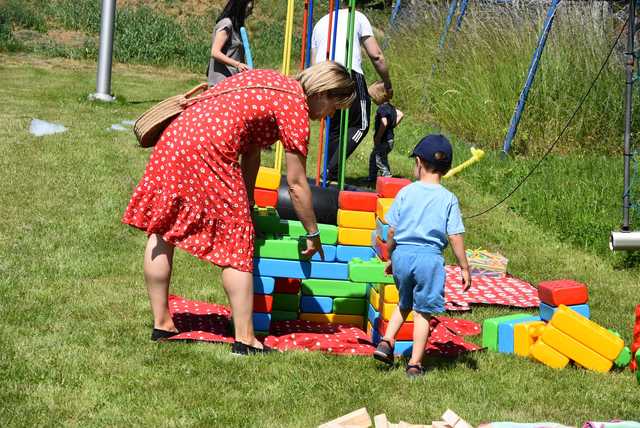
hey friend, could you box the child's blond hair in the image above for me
[368,80,389,105]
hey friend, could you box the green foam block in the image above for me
[333,297,367,315]
[271,310,298,321]
[255,237,303,260]
[636,352,640,384]
[279,220,338,245]
[272,293,300,312]
[348,258,394,284]
[482,314,533,352]
[301,279,368,298]
[253,207,281,234]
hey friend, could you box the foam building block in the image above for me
[376,218,389,242]
[300,295,334,313]
[254,258,349,280]
[336,245,376,263]
[368,304,380,329]
[513,321,546,357]
[253,294,273,313]
[530,338,570,369]
[253,276,275,294]
[338,227,374,246]
[376,198,394,224]
[541,324,613,372]
[333,297,366,315]
[497,316,541,354]
[375,236,390,261]
[614,346,632,368]
[271,310,298,321]
[636,352,640,383]
[338,190,378,212]
[549,305,624,361]
[255,188,278,207]
[376,176,411,198]
[254,238,336,262]
[299,313,364,327]
[369,286,381,310]
[380,303,414,322]
[379,318,414,341]
[271,293,300,312]
[337,209,376,229]
[253,312,271,331]
[538,279,588,306]
[255,166,281,190]
[391,341,414,357]
[482,314,534,352]
[301,279,368,298]
[380,284,399,303]
[540,302,590,321]
[253,207,281,234]
[274,278,301,294]
[349,258,395,284]
[279,220,338,245]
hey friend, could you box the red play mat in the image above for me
[166,295,481,356]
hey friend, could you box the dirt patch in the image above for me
[117,0,226,17]
[48,29,90,49]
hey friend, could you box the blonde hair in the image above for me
[295,61,356,109]
[368,80,389,105]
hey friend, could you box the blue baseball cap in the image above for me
[410,134,453,173]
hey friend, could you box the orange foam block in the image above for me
[254,188,278,207]
[253,294,273,313]
[376,176,411,198]
[337,209,376,229]
[376,198,394,224]
[375,236,389,261]
[338,191,378,212]
[538,279,588,306]
[379,319,414,341]
[255,166,281,190]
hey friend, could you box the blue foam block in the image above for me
[253,258,349,280]
[393,341,414,356]
[253,276,275,294]
[497,316,540,354]
[253,312,272,331]
[368,303,380,329]
[336,245,376,263]
[300,296,334,313]
[312,245,337,262]
[539,302,590,321]
[376,218,389,242]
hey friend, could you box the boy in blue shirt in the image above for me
[373,134,471,378]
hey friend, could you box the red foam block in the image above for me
[537,279,588,306]
[253,294,273,313]
[254,188,278,208]
[338,191,378,212]
[274,278,301,294]
[376,177,411,198]
[378,319,414,341]
[375,236,389,261]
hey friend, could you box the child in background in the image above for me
[373,134,471,378]
[367,81,404,182]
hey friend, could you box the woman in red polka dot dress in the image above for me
[123,62,355,355]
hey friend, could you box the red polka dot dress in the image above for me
[123,70,310,272]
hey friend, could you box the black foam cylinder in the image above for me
[276,175,340,224]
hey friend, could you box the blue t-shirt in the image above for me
[385,182,465,252]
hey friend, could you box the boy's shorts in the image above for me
[391,245,446,314]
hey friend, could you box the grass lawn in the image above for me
[0,54,639,427]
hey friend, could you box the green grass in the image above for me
[1,54,639,427]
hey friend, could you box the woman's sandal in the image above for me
[151,328,180,341]
[405,364,426,379]
[373,338,395,365]
[231,340,276,356]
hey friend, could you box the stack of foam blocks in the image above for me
[364,177,418,356]
[254,167,280,208]
[482,280,630,372]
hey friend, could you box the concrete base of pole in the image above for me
[88,92,116,102]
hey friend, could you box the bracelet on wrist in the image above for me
[305,230,320,239]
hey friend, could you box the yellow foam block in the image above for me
[337,209,376,229]
[338,227,373,246]
[369,287,381,311]
[380,302,414,322]
[376,198,394,223]
[530,338,570,369]
[300,313,364,327]
[380,284,399,304]
[514,321,546,357]
[542,325,613,372]
[550,305,624,361]
[255,167,281,190]
[367,321,374,337]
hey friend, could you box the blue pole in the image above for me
[438,0,458,50]
[390,0,402,25]
[502,0,561,155]
[305,0,314,68]
[240,27,253,68]
[322,0,341,187]
[455,0,469,31]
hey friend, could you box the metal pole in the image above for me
[502,0,560,155]
[622,0,636,231]
[90,0,116,102]
[455,0,470,31]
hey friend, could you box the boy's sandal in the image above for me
[405,364,426,379]
[373,339,395,365]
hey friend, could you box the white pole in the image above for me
[90,0,116,102]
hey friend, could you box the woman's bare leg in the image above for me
[144,233,177,332]
[221,267,261,348]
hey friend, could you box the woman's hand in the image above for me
[301,235,324,260]
[461,267,471,292]
[235,62,250,72]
